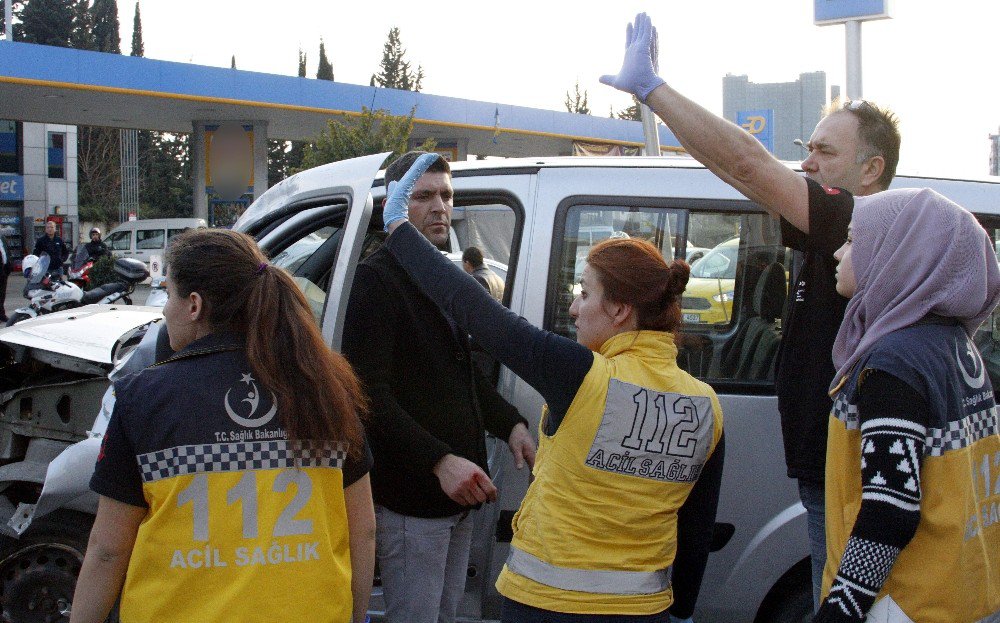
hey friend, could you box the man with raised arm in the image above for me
[600,12,900,616]
[342,151,535,623]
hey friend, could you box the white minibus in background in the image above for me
[105,218,207,266]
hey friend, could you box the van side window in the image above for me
[682,212,787,384]
[548,203,789,386]
[107,231,131,252]
[973,217,1000,391]
[549,205,681,339]
[270,224,340,325]
[168,228,190,244]
[136,229,166,250]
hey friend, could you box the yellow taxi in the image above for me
[681,237,739,325]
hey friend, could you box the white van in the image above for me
[3,154,1000,623]
[105,218,207,265]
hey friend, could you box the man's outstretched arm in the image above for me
[600,12,812,234]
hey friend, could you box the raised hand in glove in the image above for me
[381,152,441,233]
[599,12,665,103]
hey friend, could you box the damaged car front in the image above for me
[0,306,163,622]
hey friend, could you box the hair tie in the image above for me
[255,262,267,276]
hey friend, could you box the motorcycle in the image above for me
[66,245,95,290]
[6,253,150,326]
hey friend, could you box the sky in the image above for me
[125,0,1000,179]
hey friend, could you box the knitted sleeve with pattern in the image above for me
[814,370,929,623]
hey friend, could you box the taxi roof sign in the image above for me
[815,0,891,25]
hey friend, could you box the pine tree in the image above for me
[299,107,434,171]
[297,47,307,78]
[564,80,590,115]
[90,0,119,53]
[370,27,423,92]
[138,133,193,218]
[316,39,333,81]
[70,0,95,50]
[130,2,143,56]
[19,0,74,47]
[611,96,642,121]
[231,55,237,69]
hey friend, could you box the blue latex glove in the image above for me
[668,616,694,623]
[598,12,665,103]
[382,152,441,232]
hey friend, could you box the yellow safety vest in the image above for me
[496,331,723,615]
[119,441,354,623]
[826,344,1000,622]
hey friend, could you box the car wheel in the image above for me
[5,313,31,327]
[763,581,813,623]
[0,511,92,623]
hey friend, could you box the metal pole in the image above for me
[4,0,13,40]
[640,103,660,156]
[845,20,863,99]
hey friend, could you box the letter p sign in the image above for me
[736,110,774,154]
[741,116,766,135]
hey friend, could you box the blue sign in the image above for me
[815,0,890,24]
[737,110,774,153]
[0,174,23,201]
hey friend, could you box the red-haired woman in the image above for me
[70,229,374,623]
[382,154,724,622]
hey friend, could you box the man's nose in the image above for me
[428,195,447,213]
[801,153,817,172]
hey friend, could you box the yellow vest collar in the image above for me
[598,331,676,360]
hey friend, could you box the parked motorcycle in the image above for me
[66,245,95,290]
[6,253,150,326]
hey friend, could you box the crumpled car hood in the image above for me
[0,305,163,364]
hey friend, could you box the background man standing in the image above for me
[600,13,900,610]
[462,246,504,301]
[0,230,11,322]
[342,151,535,623]
[32,221,68,279]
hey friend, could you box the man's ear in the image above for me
[188,291,206,322]
[862,155,885,188]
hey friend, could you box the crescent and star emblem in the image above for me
[224,372,278,428]
[955,338,986,389]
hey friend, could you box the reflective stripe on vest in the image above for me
[506,546,672,595]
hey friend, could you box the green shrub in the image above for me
[88,255,117,290]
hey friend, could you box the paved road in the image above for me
[1,274,154,319]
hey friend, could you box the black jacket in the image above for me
[342,245,526,518]
[33,234,68,265]
[83,240,109,260]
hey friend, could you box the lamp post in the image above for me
[4,0,12,40]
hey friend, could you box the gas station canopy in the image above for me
[0,40,679,158]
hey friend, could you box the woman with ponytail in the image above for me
[381,154,725,622]
[70,229,373,623]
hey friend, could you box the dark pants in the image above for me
[797,478,826,613]
[0,268,8,319]
[501,598,672,623]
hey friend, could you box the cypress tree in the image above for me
[297,47,307,78]
[90,0,119,53]
[70,0,96,50]
[130,2,143,56]
[316,38,333,81]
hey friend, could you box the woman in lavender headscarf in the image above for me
[815,188,1000,623]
